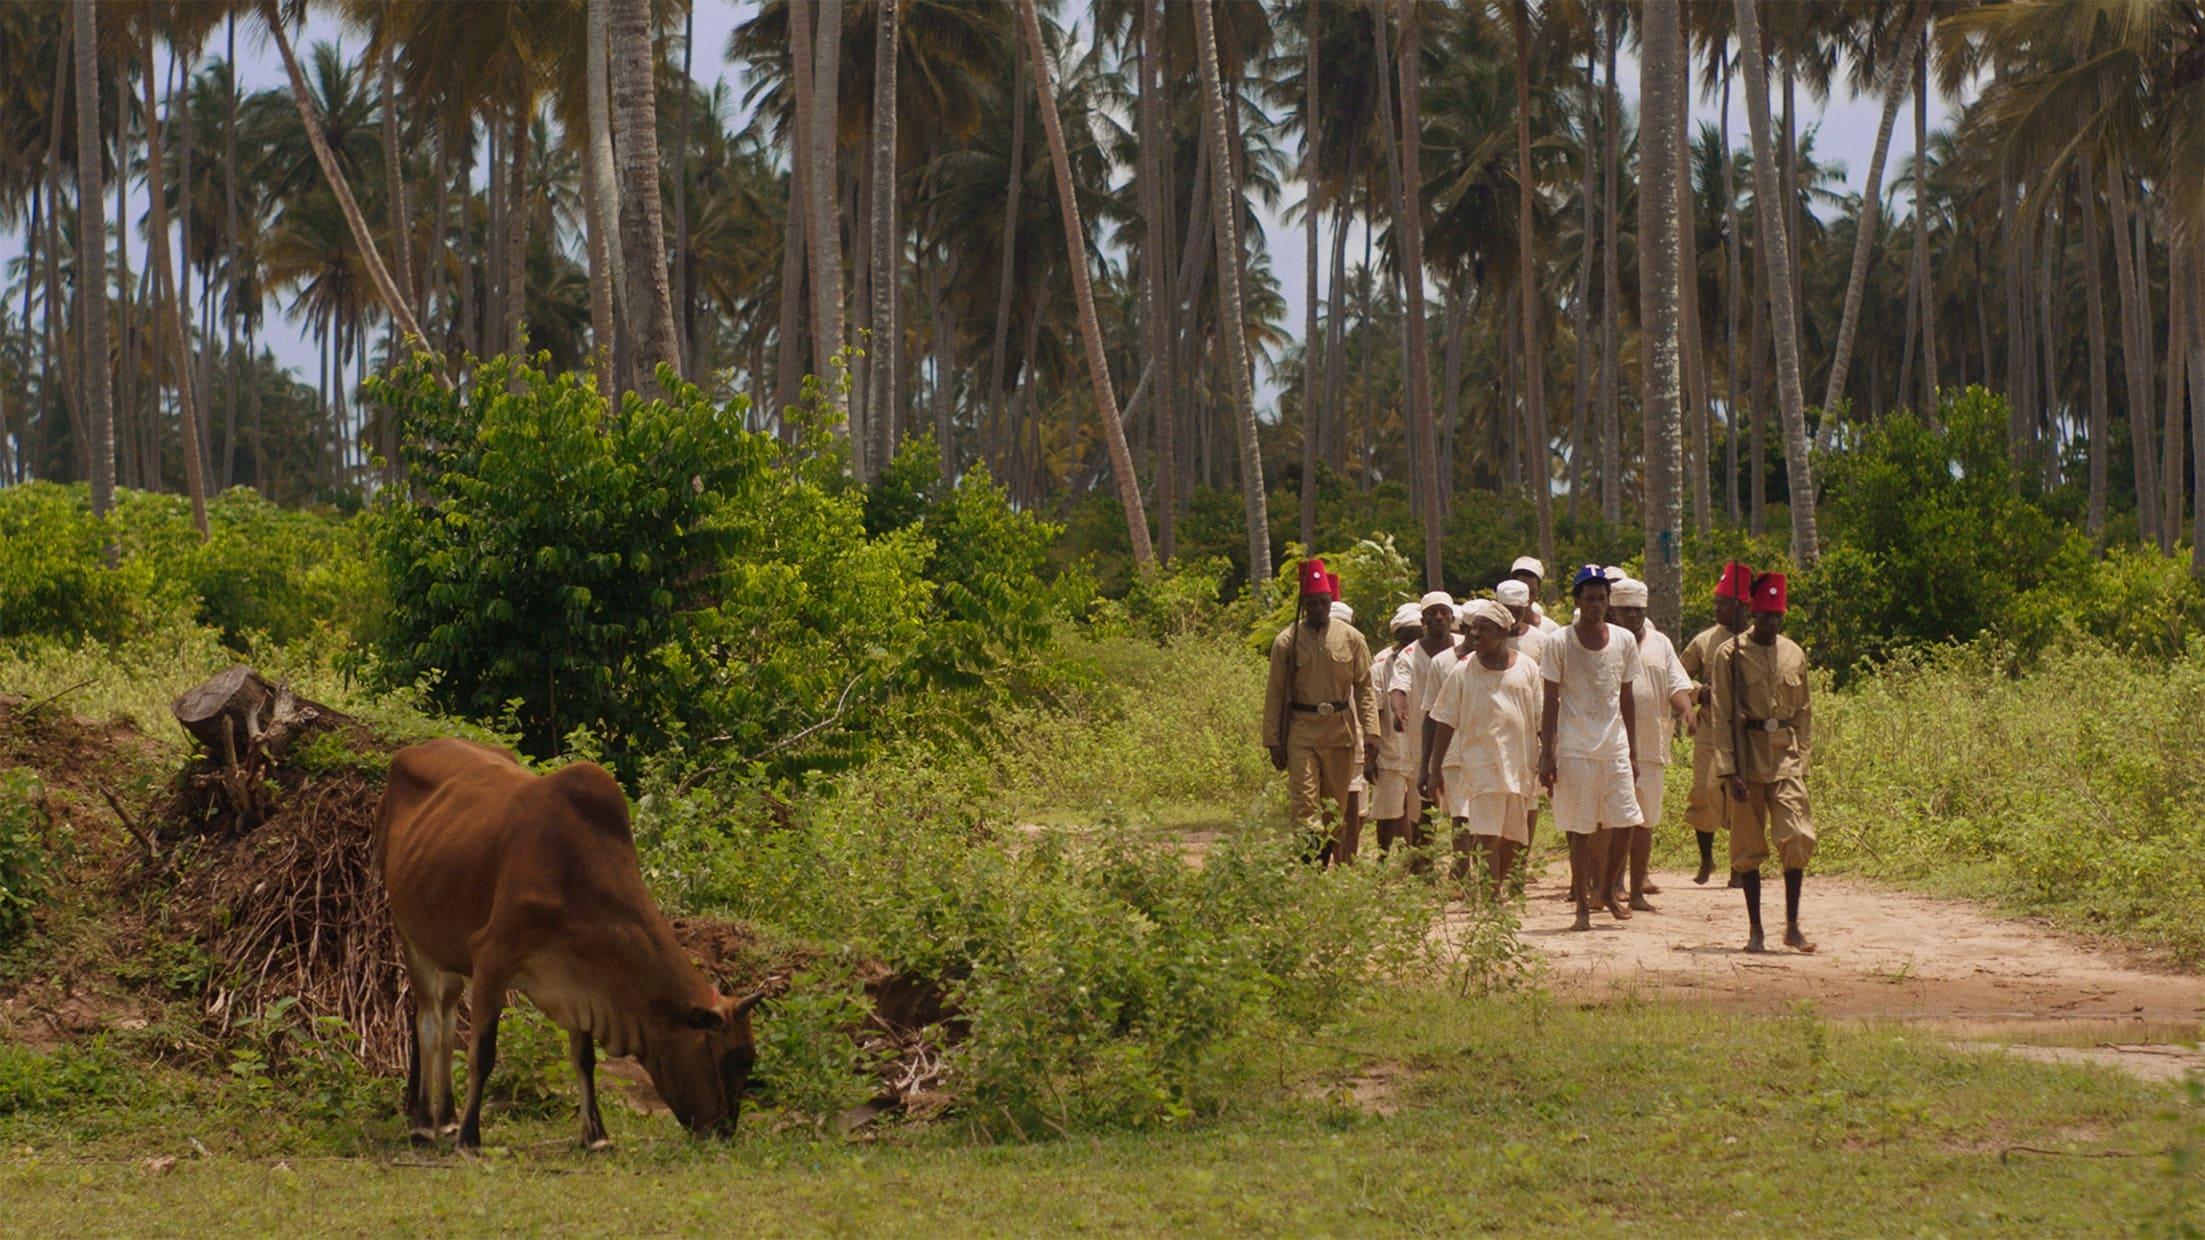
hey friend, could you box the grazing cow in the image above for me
[375,738,761,1149]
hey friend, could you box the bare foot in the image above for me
[1629,895,1656,912]
[1726,871,1744,889]
[1609,900,1632,922]
[1572,909,1593,932]
[1643,881,1663,895]
[1743,931,1766,953]
[1694,861,1713,885]
[1785,927,1817,954]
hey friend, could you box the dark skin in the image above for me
[1725,605,1813,954]
[1421,616,1522,899]
[1405,605,1457,837]
[1267,594,1334,772]
[1538,581,1638,930]
[1609,603,1695,911]
[1365,622,1421,854]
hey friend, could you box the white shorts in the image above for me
[1551,755,1643,834]
[1454,791,1531,845]
[1371,769,1418,820]
[1635,762,1667,830]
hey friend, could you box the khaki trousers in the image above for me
[1287,743,1356,832]
[1728,776,1817,872]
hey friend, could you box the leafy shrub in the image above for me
[0,768,55,945]
[0,1041,135,1115]
[1247,534,1418,652]
[0,483,161,644]
[753,968,882,1129]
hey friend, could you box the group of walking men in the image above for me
[1261,554,1818,953]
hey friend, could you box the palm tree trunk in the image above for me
[2107,161,2156,543]
[1732,0,1818,561]
[143,26,210,538]
[1395,2,1443,583]
[1189,0,1267,584]
[223,13,242,487]
[1913,27,1938,409]
[505,109,529,358]
[72,0,115,536]
[586,0,626,392]
[672,4,694,378]
[116,69,141,494]
[805,0,847,409]
[928,246,952,472]
[2040,211,2060,487]
[1015,0,1155,570]
[1298,0,1321,552]
[2186,241,2205,576]
[1509,0,1552,570]
[1721,58,1742,525]
[262,0,424,344]
[986,32,1026,447]
[1140,0,1176,557]
[1672,14,1709,534]
[608,0,682,385]
[866,0,901,475]
[1568,30,1596,524]
[1599,0,1621,524]
[1639,0,1684,631]
[2163,241,2188,549]
[1820,6,1922,433]
[380,38,415,323]
[1323,200,1349,473]
[2080,155,2110,537]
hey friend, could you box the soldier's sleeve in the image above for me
[1679,631,1705,681]
[1352,631,1380,742]
[1262,630,1291,748]
[1790,643,1813,772]
[1707,639,1738,779]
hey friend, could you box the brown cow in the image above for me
[375,738,761,1149]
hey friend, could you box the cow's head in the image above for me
[644,989,764,1136]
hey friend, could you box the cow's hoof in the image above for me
[584,1137,614,1153]
[408,1127,438,1147]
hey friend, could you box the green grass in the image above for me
[0,992,2193,1235]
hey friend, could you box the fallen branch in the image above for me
[96,781,161,862]
[1999,1145,2142,1162]
[20,678,95,718]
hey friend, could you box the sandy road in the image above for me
[1506,863,2205,1080]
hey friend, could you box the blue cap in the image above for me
[1571,563,1609,589]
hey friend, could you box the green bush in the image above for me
[0,1041,135,1115]
[0,483,162,644]
[753,968,883,1129]
[0,768,55,946]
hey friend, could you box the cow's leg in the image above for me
[428,971,465,1134]
[570,1029,611,1150]
[456,969,509,1150]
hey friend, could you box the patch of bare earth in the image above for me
[1515,862,2205,1082]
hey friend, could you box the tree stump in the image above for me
[171,666,353,829]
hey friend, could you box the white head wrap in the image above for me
[1609,577,1649,608]
[1390,602,1425,631]
[1419,590,1455,611]
[1463,599,1516,633]
[1509,555,1546,581]
[1495,580,1532,607]
[1329,600,1355,624]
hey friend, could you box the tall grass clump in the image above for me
[1811,640,2205,959]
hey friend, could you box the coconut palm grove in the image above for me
[2,1,2205,1233]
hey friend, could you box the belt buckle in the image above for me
[1317,702,1337,717]
[1760,718,1781,733]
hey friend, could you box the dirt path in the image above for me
[1512,863,2205,1082]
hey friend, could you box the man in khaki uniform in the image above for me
[1679,561,1754,885]
[1707,571,1816,954]
[1264,559,1380,862]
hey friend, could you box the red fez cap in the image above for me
[1751,571,1788,613]
[1325,572,1343,601]
[1299,558,1331,597]
[1714,560,1755,601]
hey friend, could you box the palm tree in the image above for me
[1732,0,1818,563]
[1821,3,1926,437]
[1298,0,1320,553]
[1395,0,1442,588]
[1193,0,1269,587]
[865,0,899,474]
[73,0,115,535]
[805,0,846,415]
[1639,0,1684,629]
[260,0,422,344]
[142,20,211,538]
[585,0,624,395]
[1508,0,1553,572]
[607,0,680,383]
[1014,0,1153,570]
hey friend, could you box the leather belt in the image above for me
[1291,701,1350,717]
[1744,717,1795,732]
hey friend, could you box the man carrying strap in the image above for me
[1680,561,1754,885]
[1263,559,1380,863]
[1707,572,1818,954]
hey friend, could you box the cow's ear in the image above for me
[685,1004,727,1031]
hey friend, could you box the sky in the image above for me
[3,1,1963,402]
